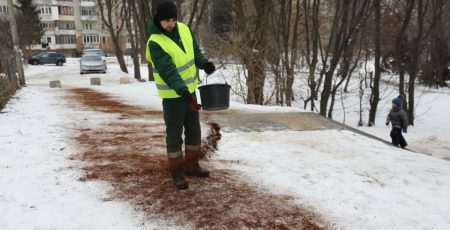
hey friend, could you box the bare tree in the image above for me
[0,19,18,109]
[368,0,382,126]
[132,0,154,81]
[405,0,426,126]
[302,0,321,111]
[319,0,371,118]
[405,0,445,125]
[328,28,366,119]
[233,0,272,105]
[187,0,208,33]
[423,0,448,88]
[286,0,301,106]
[98,0,129,73]
[391,0,415,115]
[124,0,141,81]
[268,0,301,106]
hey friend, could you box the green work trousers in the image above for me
[162,95,201,158]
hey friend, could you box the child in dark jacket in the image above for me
[386,95,409,148]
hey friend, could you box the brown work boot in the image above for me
[168,156,189,190]
[184,149,210,178]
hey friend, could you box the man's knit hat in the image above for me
[155,1,177,21]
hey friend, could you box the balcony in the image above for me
[59,15,75,21]
[80,15,97,21]
[39,14,54,21]
[80,1,96,7]
[33,0,52,4]
[82,27,100,33]
[54,28,76,36]
[55,44,77,49]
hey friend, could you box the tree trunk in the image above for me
[125,0,141,80]
[368,0,381,126]
[407,0,426,126]
[328,87,339,119]
[320,0,370,117]
[98,0,128,73]
[176,0,183,19]
[246,50,266,104]
[303,0,320,111]
[319,0,348,116]
[394,0,415,113]
[112,34,128,73]
[134,0,154,81]
[284,0,301,106]
[234,0,270,105]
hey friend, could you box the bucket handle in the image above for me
[201,63,227,85]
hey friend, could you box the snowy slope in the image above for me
[214,130,450,229]
[288,65,450,160]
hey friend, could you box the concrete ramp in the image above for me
[203,111,393,146]
[203,112,343,132]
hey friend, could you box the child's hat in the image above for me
[392,96,403,106]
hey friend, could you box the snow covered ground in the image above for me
[328,79,450,160]
[1,58,450,229]
[219,61,450,160]
[215,130,450,229]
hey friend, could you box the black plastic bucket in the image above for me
[199,83,231,111]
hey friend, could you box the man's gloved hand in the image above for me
[204,62,216,75]
[183,91,202,112]
[386,120,390,126]
[402,128,407,133]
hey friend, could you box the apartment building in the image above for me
[0,0,129,56]
[0,1,9,22]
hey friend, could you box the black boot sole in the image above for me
[185,171,210,178]
[175,183,189,190]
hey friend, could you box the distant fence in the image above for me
[0,52,18,110]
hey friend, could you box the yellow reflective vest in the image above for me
[146,22,198,99]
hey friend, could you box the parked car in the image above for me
[83,49,106,69]
[80,54,107,74]
[28,52,66,66]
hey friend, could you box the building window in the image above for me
[83,23,93,30]
[56,35,76,44]
[80,7,95,16]
[102,36,106,43]
[47,37,52,43]
[37,5,52,15]
[40,21,55,29]
[83,35,100,44]
[57,21,75,30]
[58,6,74,15]
[0,5,8,13]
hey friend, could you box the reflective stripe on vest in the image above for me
[155,74,196,90]
[153,59,195,74]
[146,22,197,99]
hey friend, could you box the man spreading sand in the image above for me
[146,1,216,189]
